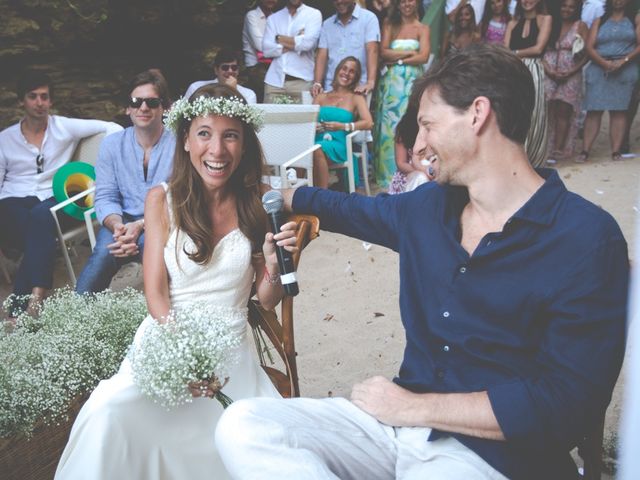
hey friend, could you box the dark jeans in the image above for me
[0,196,60,296]
[75,213,144,294]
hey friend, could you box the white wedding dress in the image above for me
[55,188,280,479]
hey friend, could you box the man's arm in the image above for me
[351,377,505,440]
[245,10,265,53]
[94,136,123,227]
[356,41,379,95]
[312,47,328,97]
[0,145,6,193]
[60,117,123,140]
[262,16,284,58]
[291,9,322,54]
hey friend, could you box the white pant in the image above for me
[215,397,508,479]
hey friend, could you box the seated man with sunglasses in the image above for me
[0,70,122,316]
[75,69,175,294]
[184,48,258,104]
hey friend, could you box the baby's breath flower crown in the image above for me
[163,95,264,133]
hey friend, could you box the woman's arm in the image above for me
[503,19,516,49]
[441,32,452,59]
[609,14,640,72]
[253,221,299,311]
[513,15,552,57]
[394,141,416,174]
[402,24,431,65]
[586,18,611,69]
[353,94,374,131]
[559,21,590,76]
[143,186,172,322]
[380,20,413,62]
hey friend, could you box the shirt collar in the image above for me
[444,168,567,228]
[332,3,361,24]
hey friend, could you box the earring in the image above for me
[184,145,189,152]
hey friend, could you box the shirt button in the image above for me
[459,266,466,273]
[443,345,450,352]
[437,369,445,379]
[443,311,450,318]
[486,241,492,246]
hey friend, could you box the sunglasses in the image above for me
[219,64,239,72]
[36,153,44,174]
[129,97,162,109]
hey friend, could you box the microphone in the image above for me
[261,190,299,296]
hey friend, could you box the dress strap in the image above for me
[161,181,169,192]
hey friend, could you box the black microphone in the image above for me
[261,190,299,296]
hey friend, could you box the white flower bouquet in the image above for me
[128,304,243,410]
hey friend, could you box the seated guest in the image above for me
[441,2,481,57]
[185,48,257,104]
[479,0,512,44]
[312,57,373,189]
[388,103,433,194]
[0,70,122,315]
[242,0,278,103]
[75,69,175,294]
[215,44,629,480]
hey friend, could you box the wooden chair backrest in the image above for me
[247,214,320,397]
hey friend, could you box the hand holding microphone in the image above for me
[262,190,300,296]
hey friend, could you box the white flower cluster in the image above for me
[128,304,243,410]
[163,95,265,133]
[0,288,146,438]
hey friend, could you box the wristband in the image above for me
[313,82,322,88]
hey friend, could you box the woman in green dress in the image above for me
[373,0,430,188]
[313,57,374,189]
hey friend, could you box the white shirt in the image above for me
[263,3,323,88]
[445,0,486,25]
[0,115,122,201]
[582,0,605,28]
[183,79,258,105]
[243,6,270,67]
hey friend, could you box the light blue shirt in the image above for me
[318,4,380,90]
[94,127,175,224]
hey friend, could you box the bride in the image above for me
[55,83,298,479]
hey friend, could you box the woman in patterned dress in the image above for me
[542,0,588,163]
[373,0,430,188]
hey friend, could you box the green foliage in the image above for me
[0,288,147,438]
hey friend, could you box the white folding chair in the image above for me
[49,133,104,284]
[255,104,321,189]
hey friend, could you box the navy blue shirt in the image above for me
[292,169,628,479]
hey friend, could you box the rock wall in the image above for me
[0,0,334,127]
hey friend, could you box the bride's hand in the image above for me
[262,221,298,266]
[188,376,226,398]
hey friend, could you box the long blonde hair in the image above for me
[169,83,267,264]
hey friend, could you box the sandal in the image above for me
[612,151,622,161]
[575,150,589,163]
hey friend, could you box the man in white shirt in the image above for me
[312,0,380,97]
[185,48,257,104]
[0,70,122,315]
[243,0,278,102]
[262,0,323,103]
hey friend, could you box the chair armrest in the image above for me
[50,186,96,214]
[84,207,97,250]
[281,144,321,187]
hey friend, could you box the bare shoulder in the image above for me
[538,14,552,27]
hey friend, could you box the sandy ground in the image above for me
[1,117,638,476]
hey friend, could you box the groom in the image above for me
[215,44,629,479]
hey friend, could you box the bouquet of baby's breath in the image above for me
[0,287,146,438]
[128,304,242,410]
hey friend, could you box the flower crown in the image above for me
[163,95,264,132]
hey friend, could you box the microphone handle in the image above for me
[268,211,299,297]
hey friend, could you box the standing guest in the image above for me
[441,2,481,56]
[542,0,588,163]
[0,71,121,315]
[215,44,628,480]
[56,83,298,480]
[582,0,605,27]
[75,70,175,294]
[312,57,374,188]
[366,0,392,24]
[388,103,434,194]
[480,0,512,44]
[185,48,257,104]
[446,0,487,24]
[262,0,322,103]
[311,0,381,98]
[242,0,278,103]
[579,0,640,162]
[373,0,430,188]
[505,0,552,167]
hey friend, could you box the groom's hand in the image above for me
[350,376,419,427]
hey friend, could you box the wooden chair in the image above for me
[247,214,320,397]
[255,103,321,189]
[578,416,606,479]
[49,133,105,284]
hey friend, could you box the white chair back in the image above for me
[255,104,320,188]
[71,132,105,165]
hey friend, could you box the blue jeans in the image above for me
[0,196,63,296]
[75,214,144,294]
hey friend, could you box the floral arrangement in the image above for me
[0,288,147,438]
[163,95,265,133]
[271,94,296,105]
[128,304,242,410]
